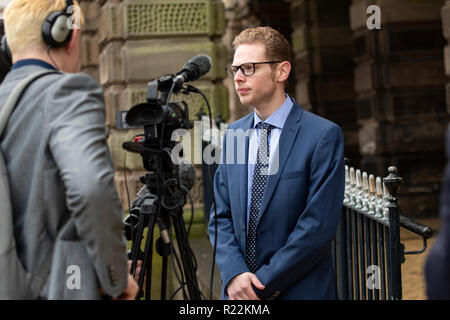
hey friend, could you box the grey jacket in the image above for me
[0,65,128,299]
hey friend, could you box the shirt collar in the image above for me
[253,94,293,129]
[11,59,57,71]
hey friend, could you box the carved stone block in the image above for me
[120,0,225,38]
[121,39,227,82]
[80,34,100,67]
[99,42,124,85]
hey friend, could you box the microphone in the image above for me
[174,54,212,86]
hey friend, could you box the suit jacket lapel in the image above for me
[236,115,254,225]
[257,103,303,225]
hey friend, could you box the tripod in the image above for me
[120,69,210,300]
[126,168,203,300]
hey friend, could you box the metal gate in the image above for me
[332,165,433,300]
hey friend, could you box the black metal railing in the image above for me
[332,165,433,300]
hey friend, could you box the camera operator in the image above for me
[0,0,137,299]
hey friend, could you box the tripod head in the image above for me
[123,160,196,241]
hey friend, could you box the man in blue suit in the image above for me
[208,27,345,300]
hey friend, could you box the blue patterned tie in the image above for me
[246,122,273,273]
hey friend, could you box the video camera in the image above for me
[117,55,211,145]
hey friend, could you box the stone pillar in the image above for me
[78,0,101,83]
[350,0,448,217]
[84,0,228,211]
[222,0,261,122]
[288,0,360,161]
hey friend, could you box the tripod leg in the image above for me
[137,213,156,300]
[161,256,168,300]
[145,251,151,300]
[171,212,202,300]
[130,215,146,277]
[158,215,171,300]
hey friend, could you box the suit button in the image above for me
[107,265,118,286]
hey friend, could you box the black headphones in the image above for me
[1,0,75,67]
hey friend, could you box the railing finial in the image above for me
[383,166,402,200]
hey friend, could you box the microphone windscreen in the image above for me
[181,54,212,82]
[191,54,212,77]
[178,161,196,191]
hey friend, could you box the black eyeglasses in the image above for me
[225,61,282,79]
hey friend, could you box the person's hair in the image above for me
[3,0,84,56]
[232,26,291,63]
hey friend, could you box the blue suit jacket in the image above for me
[425,124,450,299]
[208,100,345,300]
